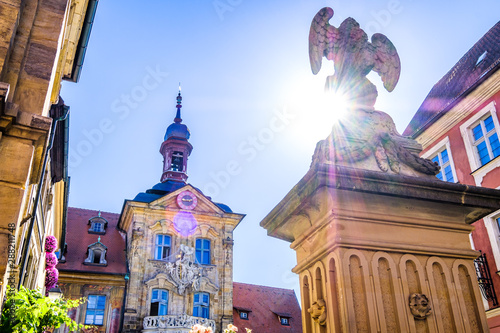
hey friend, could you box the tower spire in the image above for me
[160,87,193,183]
[174,83,182,123]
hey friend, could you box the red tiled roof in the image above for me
[58,207,126,274]
[232,282,302,333]
[403,21,500,137]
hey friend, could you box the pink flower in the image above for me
[189,325,213,333]
[45,267,59,290]
[45,235,58,253]
[45,252,58,268]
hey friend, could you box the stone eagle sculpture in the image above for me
[309,7,439,176]
[309,7,400,109]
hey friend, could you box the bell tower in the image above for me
[160,89,193,183]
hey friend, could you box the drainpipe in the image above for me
[119,231,130,332]
[57,111,71,262]
[18,105,70,289]
[68,0,99,83]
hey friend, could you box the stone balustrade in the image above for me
[143,314,216,332]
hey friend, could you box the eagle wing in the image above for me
[371,33,401,92]
[309,7,339,75]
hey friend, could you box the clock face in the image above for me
[177,190,197,210]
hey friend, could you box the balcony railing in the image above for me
[474,252,499,307]
[143,314,216,332]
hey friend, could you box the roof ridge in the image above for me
[69,206,120,216]
[233,281,295,293]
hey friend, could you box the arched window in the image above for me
[150,289,168,316]
[193,292,210,318]
[155,234,171,260]
[84,237,107,265]
[195,239,211,265]
[170,151,184,171]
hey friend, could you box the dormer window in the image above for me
[273,311,292,326]
[476,51,488,67]
[93,222,103,233]
[170,151,184,171]
[234,306,252,321]
[88,212,108,234]
[84,237,107,266]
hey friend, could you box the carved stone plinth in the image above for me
[261,162,500,332]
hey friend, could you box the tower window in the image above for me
[150,289,168,316]
[171,151,184,172]
[193,292,210,318]
[195,239,211,265]
[155,235,171,260]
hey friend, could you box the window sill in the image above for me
[470,156,500,186]
[88,231,106,235]
[83,262,107,267]
[149,258,174,263]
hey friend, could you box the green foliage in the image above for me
[0,286,87,333]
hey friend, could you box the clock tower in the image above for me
[160,90,193,183]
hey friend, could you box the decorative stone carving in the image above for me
[143,314,216,331]
[308,299,327,326]
[311,109,440,176]
[165,244,202,295]
[309,7,400,111]
[409,293,432,320]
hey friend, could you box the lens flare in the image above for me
[323,91,349,122]
[173,211,197,237]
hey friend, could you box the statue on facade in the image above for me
[309,7,439,176]
[165,244,202,294]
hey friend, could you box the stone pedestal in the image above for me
[261,162,500,333]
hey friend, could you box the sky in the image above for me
[61,0,500,296]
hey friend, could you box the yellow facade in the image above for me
[119,185,244,333]
[0,0,96,304]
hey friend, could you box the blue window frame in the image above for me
[195,239,211,265]
[280,317,290,325]
[155,235,171,260]
[193,292,210,318]
[472,115,500,166]
[85,295,106,325]
[431,148,455,182]
[150,289,168,316]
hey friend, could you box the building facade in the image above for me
[118,93,245,333]
[403,21,500,331]
[57,207,126,333]
[0,0,97,303]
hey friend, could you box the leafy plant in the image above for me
[0,286,87,333]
